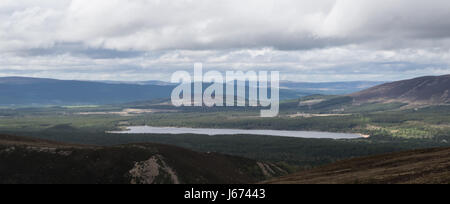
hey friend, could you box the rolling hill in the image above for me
[351,75,450,105]
[0,134,287,184]
[263,147,450,184]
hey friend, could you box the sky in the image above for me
[1,0,450,82]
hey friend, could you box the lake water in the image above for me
[109,126,363,139]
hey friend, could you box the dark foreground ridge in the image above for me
[0,134,286,184]
[263,147,450,184]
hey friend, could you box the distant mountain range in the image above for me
[96,80,176,86]
[351,75,450,105]
[0,76,384,106]
[0,75,448,107]
[0,77,174,106]
[281,81,386,95]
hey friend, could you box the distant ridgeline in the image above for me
[0,77,174,106]
[0,77,381,106]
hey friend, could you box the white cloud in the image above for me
[0,0,450,81]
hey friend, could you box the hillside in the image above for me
[0,134,286,184]
[263,147,450,184]
[351,75,450,105]
[281,75,450,114]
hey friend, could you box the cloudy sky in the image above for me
[1,0,450,82]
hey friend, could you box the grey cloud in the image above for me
[19,43,145,59]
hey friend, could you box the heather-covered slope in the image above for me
[263,147,450,184]
[351,75,450,105]
[0,134,286,184]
